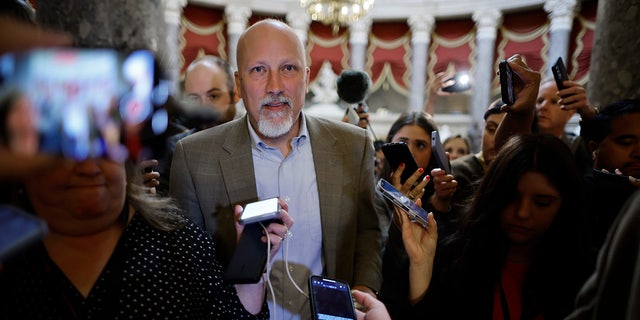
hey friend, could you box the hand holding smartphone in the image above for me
[377,179,430,228]
[238,197,281,225]
[381,142,426,184]
[551,57,571,98]
[225,197,282,284]
[309,275,357,320]
[441,72,471,93]
[431,131,451,173]
[499,60,516,105]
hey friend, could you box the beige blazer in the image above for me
[170,114,382,292]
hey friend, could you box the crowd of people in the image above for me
[1,2,639,320]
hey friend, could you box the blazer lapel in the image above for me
[219,116,259,204]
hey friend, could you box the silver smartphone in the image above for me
[377,179,429,228]
[238,197,281,225]
[431,130,451,173]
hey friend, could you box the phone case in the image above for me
[499,60,516,105]
[309,275,357,320]
[431,131,451,173]
[381,142,426,184]
[224,223,268,284]
[376,179,429,228]
[552,57,569,93]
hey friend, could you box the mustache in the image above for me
[259,95,292,107]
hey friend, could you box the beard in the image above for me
[257,95,295,138]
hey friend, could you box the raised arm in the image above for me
[494,54,541,153]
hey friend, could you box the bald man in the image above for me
[171,19,382,319]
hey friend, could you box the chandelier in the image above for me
[300,0,375,33]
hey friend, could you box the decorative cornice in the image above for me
[164,0,187,24]
[472,9,502,40]
[349,16,373,45]
[286,9,311,44]
[224,4,251,34]
[408,14,435,44]
[544,0,578,32]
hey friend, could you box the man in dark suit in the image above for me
[170,19,382,319]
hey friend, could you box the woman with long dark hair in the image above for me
[378,111,458,318]
[407,134,592,319]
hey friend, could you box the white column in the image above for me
[163,0,187,92]
[224,4,252,70]
[469,9,502,152]
[348,17,372,71]
[544,0,578,77]
[407,14,435,112]
[286,9,312,49]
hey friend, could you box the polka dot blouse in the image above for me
[0,214,269,319]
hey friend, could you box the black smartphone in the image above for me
[225,198,284,284]
[431,131,451,173]
[499,60,516,106]
[238,197,281,225]
[309,275,357,320]
[381,142,425,184]
[0,205,48,261]
[551,57,570,94]
[441,72,471,93]
[377,179,430,228]
[224,222,268,284]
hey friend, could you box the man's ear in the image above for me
[231,87,240,104]
[234,70,242,100]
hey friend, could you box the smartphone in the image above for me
[224,223,268,284]
[0,205,48,261]
[431,131,451,173]
[381,142,426,184]
[309,275,357,320]
[499,60,516,105]
[238,197,281,225]
[0,48,171,161]
[376,179,429,228]
[441,72,471,93]
[551,57,570,95]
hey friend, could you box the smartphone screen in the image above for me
[309,275,357,320]
[431,131,451,173]
[239,197,281,225]
[377,179,429,228]
[0,205,48,261]
[381,142,425,184]
[0,48,171,161]
[499,60,515,105]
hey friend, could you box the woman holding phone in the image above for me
[376,111,458,318]
[404,134,592,319]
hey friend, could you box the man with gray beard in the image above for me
[170,19,382,319]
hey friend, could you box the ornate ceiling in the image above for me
[188,0,548,20]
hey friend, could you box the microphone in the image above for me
[335,69,378,141]
[336,69,371,106]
